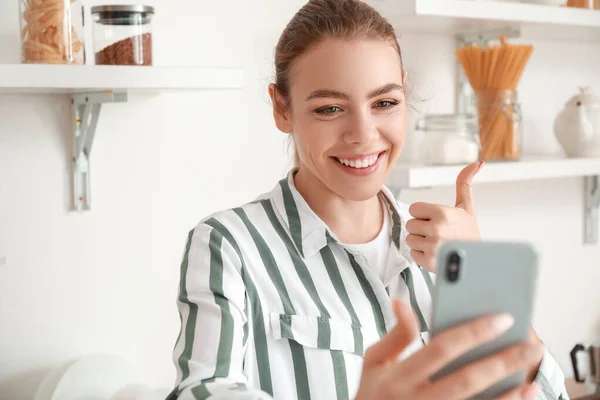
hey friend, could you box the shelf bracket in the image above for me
[455,27,520,115]
[71,91,127,211]
[584,175,600,244]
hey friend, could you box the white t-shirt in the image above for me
[344,195,391,281]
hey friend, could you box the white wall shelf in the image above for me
[364,0,600,243]
[387,157,600,244]
[0,64,245,94]
[0,64,245,211]
[387,157,600,190]
[369,0,600,42]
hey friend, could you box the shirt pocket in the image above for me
[269,313,366,356]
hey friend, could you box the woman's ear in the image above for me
[268,84,293,134]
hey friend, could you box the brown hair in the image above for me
[274,0,403,108]
[272,0,404,167]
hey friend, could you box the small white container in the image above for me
[417,114,481,165]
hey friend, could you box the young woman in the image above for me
[168,1,569,399]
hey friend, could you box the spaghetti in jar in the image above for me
[19,0,85,64]
[567,0,599,9]
[456,36,533,161]
[475,90,522,161]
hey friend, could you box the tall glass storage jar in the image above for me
[475,89,522,161]
[91,5,154,66]
[19,0,85,64]
[567,0,599,9]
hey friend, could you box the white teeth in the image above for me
[337,154,379,169]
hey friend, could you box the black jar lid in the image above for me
[91,5,154,25]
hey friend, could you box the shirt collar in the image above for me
[268,169,412,269]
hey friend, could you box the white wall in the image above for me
[1,1,599,398]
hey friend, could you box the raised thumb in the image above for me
[455,161,484,214]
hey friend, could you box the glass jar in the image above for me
[475,90,522,161]
[91,5,154,66]
[18,0,85,64]
[567,0,599,9]
[416,114,481,165]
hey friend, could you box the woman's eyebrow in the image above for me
[305,89,349,101]
[367,83,403,99]
[305,83,403,101]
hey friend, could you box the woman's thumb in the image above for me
[455,161,484,215]
[363,298,419,368]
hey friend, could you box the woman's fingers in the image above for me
[423,340,545,400]
[405,218,436,237]
[496,382,541,400]
[410,250,436,272]
[405,225,443,271]
[408,202,449,221]
[406,234,440,254]
[406,233,437,268]
[363,298,419,369]
[395,313,515,383]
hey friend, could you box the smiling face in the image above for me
[270,38,407,202]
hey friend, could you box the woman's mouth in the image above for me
[335,153,379,169]
[332,151,386,176]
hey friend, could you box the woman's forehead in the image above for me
[288,38,404,99]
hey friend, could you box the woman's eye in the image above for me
[375,100,399,109]
[315,106,342,115]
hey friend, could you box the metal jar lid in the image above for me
[91,5,154,25]
[91,5,154,14]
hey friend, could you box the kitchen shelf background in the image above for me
[368,0,600,42]
[387,157,600,189]
[0,64,245,94]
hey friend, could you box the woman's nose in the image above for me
[342,113,377,145]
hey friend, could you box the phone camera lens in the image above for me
[446,252,461,283]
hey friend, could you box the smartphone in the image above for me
[430,240,539,400]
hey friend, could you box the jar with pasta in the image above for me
[567,0,599,9]
[475,90,522,161]
[456,36,534,162]
[19,0,85,64]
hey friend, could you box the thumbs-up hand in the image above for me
[405,161,484,272]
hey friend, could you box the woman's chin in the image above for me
[328,178,387,202]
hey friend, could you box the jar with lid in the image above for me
[18,0,85,64]
[567,0,599,9]
[475,89,522,161]
[416,114,481,165]
[91,5,154,66]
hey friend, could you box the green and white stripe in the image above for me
[169,171,569,400]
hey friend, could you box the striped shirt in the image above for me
[168,170,569,400]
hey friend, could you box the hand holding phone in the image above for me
[355,297,544,400]
[429,240,543,399]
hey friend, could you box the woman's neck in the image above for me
[293,167,383,245]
